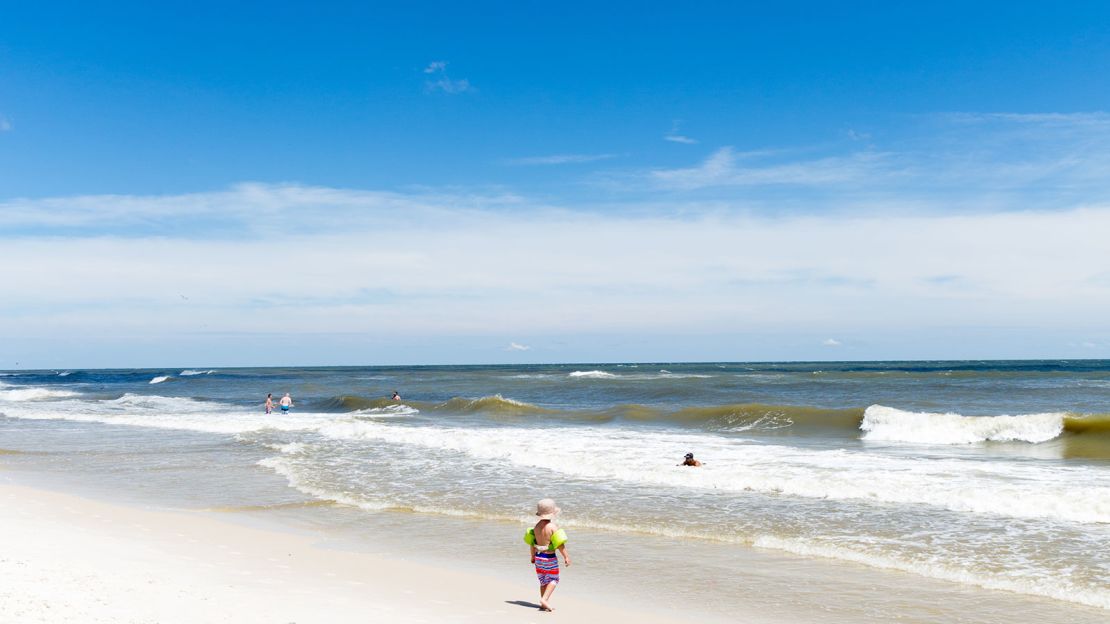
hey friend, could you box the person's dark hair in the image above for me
[685,452,694,459]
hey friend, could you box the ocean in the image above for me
[1,361,1108,622]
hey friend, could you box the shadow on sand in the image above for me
[505,600,543,610]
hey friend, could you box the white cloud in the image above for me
[664,120,697,144]
[423,61,473,94]
[4,184,1110,347]
[506,342,531,351]
[664,134,697,144]
[0,115,11,132]
[822,338,842,347]
[651,147,890,190]
[427,77,472,94]
[638,112,1110,205]
[505,153,617,166]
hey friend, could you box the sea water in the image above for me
[1,361,1108,622]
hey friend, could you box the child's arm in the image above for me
[557,545,571,567]
[529,544,537,563]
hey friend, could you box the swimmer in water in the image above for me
[678,452,702,467]
[391,391,401,401]
[264,393,273,414]
[279,393,293,412]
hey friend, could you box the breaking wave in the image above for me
[568,370,618,379]
[861,405,1065,444]
[321,394,551,416]
[432,394,553,415]
[0,386,80,401]
[149,375,171,384]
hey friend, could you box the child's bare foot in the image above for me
[539,600,553,612]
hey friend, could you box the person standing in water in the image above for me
[525,498,571,612]
[264,393,274,414]
[391,391,401,401]
[279,393,293,413]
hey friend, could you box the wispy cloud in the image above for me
[506,342,531,351]
[631,111,1110,212]
[423,61,473,94]
[0,115,11,132]
[504,153,617,166]
[429,77,472,94]
[822,338,842,347]
[651,146,892,190]
[663,120,697,144]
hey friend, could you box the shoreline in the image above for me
[3,463,1109,623]
[0,477,697,624]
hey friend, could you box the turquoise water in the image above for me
[1,360,1109,618]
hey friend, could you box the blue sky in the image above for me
[3,2,1110,367]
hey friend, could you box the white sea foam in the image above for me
[0,393,338,435]
[179,369,217,376]
[567,369,710,380]
[568,370,617,379]
[270,442,306,455]
[652,371,713,379]
[753,535,1110,610]
[0,386,80,401]
[861,405,1064,444]
[315,420,1110,524]
[6,391,1109,525]
[149,375,171,384]
[355,404,420,417]
[257,456,392,511]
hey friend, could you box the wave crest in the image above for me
[0,386,80,401]
[861,405,1064,444]
[433,394,552,415]
[568,370,617,379]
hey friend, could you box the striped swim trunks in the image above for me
[534,551,560,586]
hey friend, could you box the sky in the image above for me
[3,1,1110,368]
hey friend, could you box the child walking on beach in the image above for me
[525,498,571,612]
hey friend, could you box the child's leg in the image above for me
[540,581,558,611]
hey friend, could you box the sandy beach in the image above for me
[0,480,690,624]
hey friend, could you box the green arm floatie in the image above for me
[550,528,568,549]
[524,527,568,551]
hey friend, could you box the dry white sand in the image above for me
[0,482,687,623]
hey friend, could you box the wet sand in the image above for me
[0,481,696,624]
